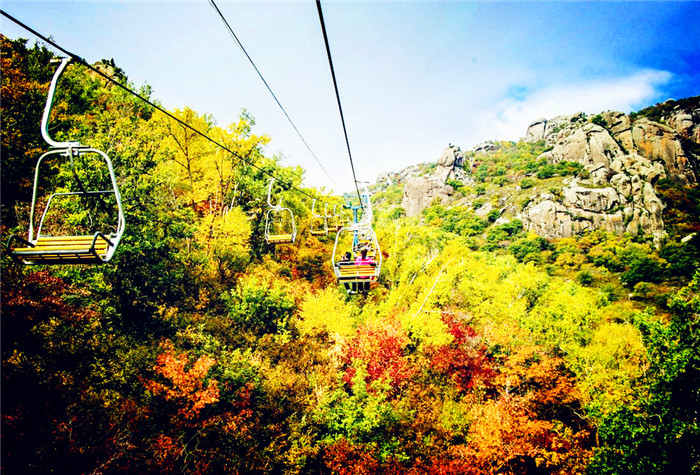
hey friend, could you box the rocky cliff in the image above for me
[521,100,698,241]
[400,146,472,216]
[393,97,699,241]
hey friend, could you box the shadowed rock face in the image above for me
[520,103,698,242]
[630,119,696,185]
[525,119,547,142]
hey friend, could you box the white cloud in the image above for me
[480,69,672,142]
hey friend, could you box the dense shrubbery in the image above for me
[591,114,607,128]
[509,234,553,262]
[445,178,465,195]
[521,177,535,189]
[655,177,700,237]
[387,206,405,219]
[224,276,296,336]
[423,204,487,236]
[468,141,585,185]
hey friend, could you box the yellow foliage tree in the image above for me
[195,206,252,281]
[298,287,356,343]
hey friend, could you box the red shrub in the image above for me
[429,314,494,392]
[341,322,414,390]
[322,439,380,475]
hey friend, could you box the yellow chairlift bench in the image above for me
[336,262,377,281]
[309,226,327,237]
[266,234,295,245]
[9,233,117,265]
[336,262,377,295]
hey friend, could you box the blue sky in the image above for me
[2,1,699,193]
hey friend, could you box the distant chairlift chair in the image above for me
[328,205,343,233]
[264,178,297,245]
[309,199,329,236]
[8,57,125,265]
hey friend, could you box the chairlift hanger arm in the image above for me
[41,57,82,149]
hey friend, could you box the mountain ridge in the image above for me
[373,97,700,243]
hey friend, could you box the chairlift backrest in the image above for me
[310,199,330,235]
[267,177,284,209]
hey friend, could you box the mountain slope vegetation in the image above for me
[1,36,698,474]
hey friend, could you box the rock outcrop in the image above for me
[402,176,454,217]
[521,179,663,240]
[640,97,700,143]
[525,119,547,142]
[524,113,588,144]
[630,119,697,184]
[388,97,699,239]
[401,146,471,216]
[668,110,700,142]
[520,103,699,242]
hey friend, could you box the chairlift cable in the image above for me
[208,0,337,188]
[0,8,326,205]
[315,0,364,209]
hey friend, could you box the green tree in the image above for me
[590,272,700,474]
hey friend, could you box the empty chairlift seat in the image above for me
[7,58,125,265]
[9,233,118,265]
[266,232,295,244]
[264,178,297,245]
[309,199,329,236]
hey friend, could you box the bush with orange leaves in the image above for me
[423,346,595,475]
[142,341,224,472]
[145,340,220,422]
[321,438,381,474]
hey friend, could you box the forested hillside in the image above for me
[2,36,698,474]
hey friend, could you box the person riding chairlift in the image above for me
[355,248,375,266]
[354,247,375,293]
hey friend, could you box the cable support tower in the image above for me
[208,0,336,188]
[0,8,332,206]
[315,0,364,209]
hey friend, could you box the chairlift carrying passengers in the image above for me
[8,57,125,265]
[332,222,381,294]
[332,188,381,294]
[264,178,297,244]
